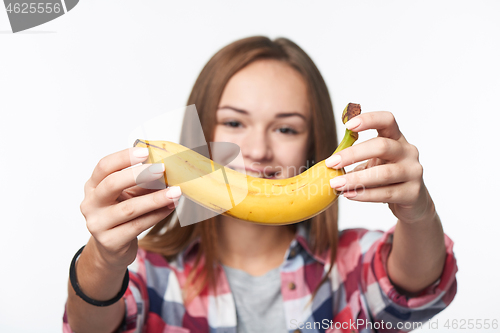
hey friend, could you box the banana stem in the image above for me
[332,129,358,155]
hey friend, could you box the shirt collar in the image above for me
[287,223,328,265]
[182,236,201,264]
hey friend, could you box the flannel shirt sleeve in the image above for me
[117,253,149,333]
[361,226,458,332]
[121,248,189,332]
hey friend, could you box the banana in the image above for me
[134,103,361,225]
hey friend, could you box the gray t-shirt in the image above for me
[222,264,288,333]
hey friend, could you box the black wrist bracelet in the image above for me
[69,245,129,307]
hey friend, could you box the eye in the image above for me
[223,121,242,128]
[277,127,298,135]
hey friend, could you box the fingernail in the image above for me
[330,176,346,189]
[168,200,178,209]
[325,154,342,168]
[166,186,182,199]
[343,190,357,198]
[149,163,165,174]
[133,147,149,158]
[345,117,361,130]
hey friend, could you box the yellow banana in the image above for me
[134,103,361,225]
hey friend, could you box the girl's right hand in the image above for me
[80,147,182,271]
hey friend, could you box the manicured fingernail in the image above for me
[325,154,342,168]
[330,176,346,189]
[149,163,165,174]
[166,186,182,199]
[345,117,361,130]
[343,190,357,198]
[133,147,149,158]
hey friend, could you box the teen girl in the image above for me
[64,36,457,333]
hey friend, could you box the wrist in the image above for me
[396,183,438,225]
[89,236,135,273]
[71,245,129,306]
[74,241,130,302]
[400,202,437,226]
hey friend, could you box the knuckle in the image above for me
[408,144,420,159]
[354,181,366,193]
[377,137,391,154]
[99,176,115,193]
[97,233,113,248]
[368,112,377,123]
[152,191,165,206]
[346,151,356,166]
[338,149,352,166]
[347,173,359,188]
[119,201,136,218]
[386,111,396,123]
[83,180,90,194]
[130,217,145,233]
[395,163,407,179]
[86,216,99,235]
[79,200,88,217]
[384,188,394,201]
[96,157,109,174]
[381,166,392,181]
[414,163,424,178]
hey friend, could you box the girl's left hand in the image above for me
[326,111,432,224]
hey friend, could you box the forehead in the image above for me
[218,59,310,117]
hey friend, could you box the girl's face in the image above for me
[214,59,311,179]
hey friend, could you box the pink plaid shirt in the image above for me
[63,224,457,333]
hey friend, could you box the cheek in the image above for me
[212,126,245,156]
[275,141,310,175]
[213,127,234,143]
[213,125,248,148]
[212,126,222,142]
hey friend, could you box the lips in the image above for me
[227,166,279,179]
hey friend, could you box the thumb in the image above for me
[348,162,368,174]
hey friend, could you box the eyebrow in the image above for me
[217,106,307,121]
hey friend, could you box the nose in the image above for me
[241,127,272,162]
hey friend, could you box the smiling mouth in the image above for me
[228,167,279,179]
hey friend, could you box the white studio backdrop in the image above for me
[1,1,499,332]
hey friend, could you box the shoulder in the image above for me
[334,228,389,282]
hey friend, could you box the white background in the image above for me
[1,1,499,332]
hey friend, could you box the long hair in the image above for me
[139,36,339,302]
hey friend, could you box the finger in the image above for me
[119,177,168,201]
[118,177,171,201]
[87,147,151,189]
[99,205,175,248]
[326,136,404,169]
[99,186,182,230]
[93,163,165,206]
[117,184,160,202]
[341,181,421,205]
[345,111,406,142]
[330,163,411,192]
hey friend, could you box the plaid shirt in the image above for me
[63,225,457,333]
